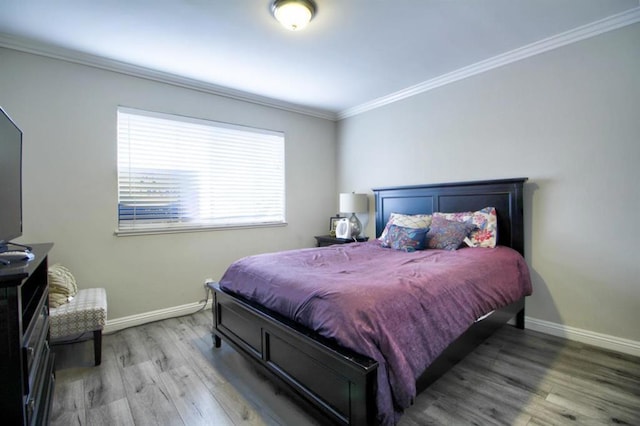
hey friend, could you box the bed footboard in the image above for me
[210,282,526,425]
[209,282,378,425]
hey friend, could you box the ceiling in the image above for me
[0,0,638,119]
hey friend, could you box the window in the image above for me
[117,107,285,234]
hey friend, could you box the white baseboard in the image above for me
[526,316,640,358]
[102,304,639,358]
[103,299,212,334]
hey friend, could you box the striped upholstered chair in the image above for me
[48,266,107,366]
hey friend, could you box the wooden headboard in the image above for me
[373,178,527,255]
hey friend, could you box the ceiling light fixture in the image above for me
[271,0,316,31]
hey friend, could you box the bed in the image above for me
[208,177,530,425]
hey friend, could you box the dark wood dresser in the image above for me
[0,243,55,425]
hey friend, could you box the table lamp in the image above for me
[339,193,368,239]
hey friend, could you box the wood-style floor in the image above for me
[51,310,640,425]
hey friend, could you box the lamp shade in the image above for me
[339,193,368,213]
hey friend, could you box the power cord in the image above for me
[195,278,214,313]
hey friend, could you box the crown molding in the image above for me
[2,7,638,123]
[0,33,337,121]
[337,7,640,120]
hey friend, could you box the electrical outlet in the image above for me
[203,278,214,289]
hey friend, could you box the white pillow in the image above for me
[48,264,78,308]
[378,212,432,241]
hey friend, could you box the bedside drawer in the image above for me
[314,235,369,247]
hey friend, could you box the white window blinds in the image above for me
[117,107,285,233]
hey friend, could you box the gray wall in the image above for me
[1,23,638,344]
[0,48,337,320]
[337,24,640,342]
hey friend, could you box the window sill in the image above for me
[114,222,287,237]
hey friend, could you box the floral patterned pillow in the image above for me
[433,207,498,248]
[381,224,428,252]
[378,213,432,241]
[426,216,477,251]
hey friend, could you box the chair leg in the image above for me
[93,330,103,366]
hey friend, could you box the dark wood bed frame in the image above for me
[208,177,528,425]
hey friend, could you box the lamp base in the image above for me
[348,213,362,239]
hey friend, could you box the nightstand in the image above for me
[314,235,369,247]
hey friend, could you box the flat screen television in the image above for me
[0,106,23,252]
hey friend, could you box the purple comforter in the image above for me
[219,241,532,425]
